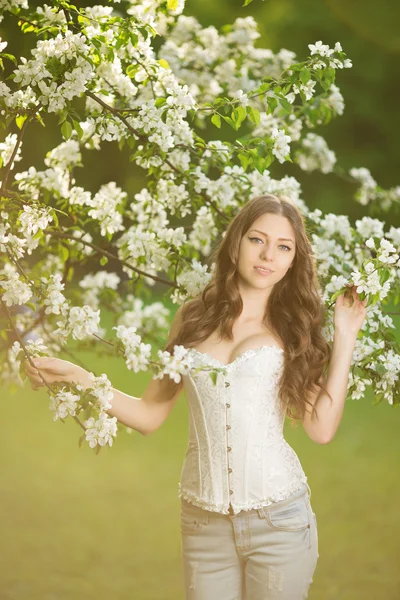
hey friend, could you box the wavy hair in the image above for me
[165,194,332,423]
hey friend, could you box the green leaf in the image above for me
[267,97,278,114]
[246,106,260,125]
[242,0,254,5]
[211,114,221,128]
[61,120,73,140]
[1,53,17,66]
[238,152,249,170]
[15,114,27,130]
[222,115,237,130]
[209,371,218,385]
[155,97,166,108]
[126,64,138,78]
[100,256,108,266]
[279,97,292,113]
[167,0,179,9]
[158,58,169,69]
[60,245,69,262]
[300,68,311,85]
[72,119,83,140]
[234,105,247,128]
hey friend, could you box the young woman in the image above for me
[26,194,368,599]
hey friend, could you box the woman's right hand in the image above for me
[24,357,80,390]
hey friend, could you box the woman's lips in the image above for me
[254,266,274,276]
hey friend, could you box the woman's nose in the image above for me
[260,245,275,261]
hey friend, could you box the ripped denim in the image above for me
[180,484,318,600]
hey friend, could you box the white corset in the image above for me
[179,345,308,515]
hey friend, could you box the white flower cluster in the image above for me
[79,271,121,309]
[347,371,372,401]
[86,372,114,411]
[41,273,68,315]
[351,264,390,299]
[17,204,54,254]
[48,368,117,448]
[295,133,336,174]
[5,337,49,387]
[44,139,82,170]
[355,216,384,239]
[308,41,352,69]
[350,167,400,210]
[172,258,213,304]
[86,182,126,238]
[13,31,95,113]
[324,84,345,116]
[188,205,218,256]
[55,305,100,342]
[113,325,152,373]
[0,133,22,169]
[1,341,23,385]
[116,296,170,335]
[24,337,49,357]
[286,80,316,104]
[271,128,291,164]
[0,211,27,259]
[374,350,400,406]
[350,238,399,300]
[1,271,32,307]
[49,387,81,421]
[0,0,28,12]
[154,344,194,384]
[14,165,71,200]
[83,412,118,449]
[350,337,400,405]
[116,223,177,281]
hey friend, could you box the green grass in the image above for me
[1,351,399,600]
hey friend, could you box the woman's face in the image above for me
[237,212,296,289]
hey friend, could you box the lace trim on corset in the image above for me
[178,477,309,515]
[188,344,284,372]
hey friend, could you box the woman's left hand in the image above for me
[334,285,368,337]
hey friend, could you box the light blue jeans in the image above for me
[180,484,318,600]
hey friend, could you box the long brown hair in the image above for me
[165,194,332,423]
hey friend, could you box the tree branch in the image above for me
[46,230,180,288]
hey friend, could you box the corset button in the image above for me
[226,403,230,408]
[226,425,231,430]
[225,381,230,387]
[229,490,233,495]
[227,446,232,452]
[228,468,233,473]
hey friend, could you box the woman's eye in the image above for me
[249,237,291,252]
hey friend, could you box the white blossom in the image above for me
[271,128,291,164]
[83,412,118,448]
[49,387,81,421]
[1,272,32,306]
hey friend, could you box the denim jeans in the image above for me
[180,484,318,600]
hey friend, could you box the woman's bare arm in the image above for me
[25,306,185,436]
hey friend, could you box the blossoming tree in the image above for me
[1,0,399,452]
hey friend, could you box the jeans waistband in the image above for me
[255,483,310,519]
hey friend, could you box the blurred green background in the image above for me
[1,0,400,599]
